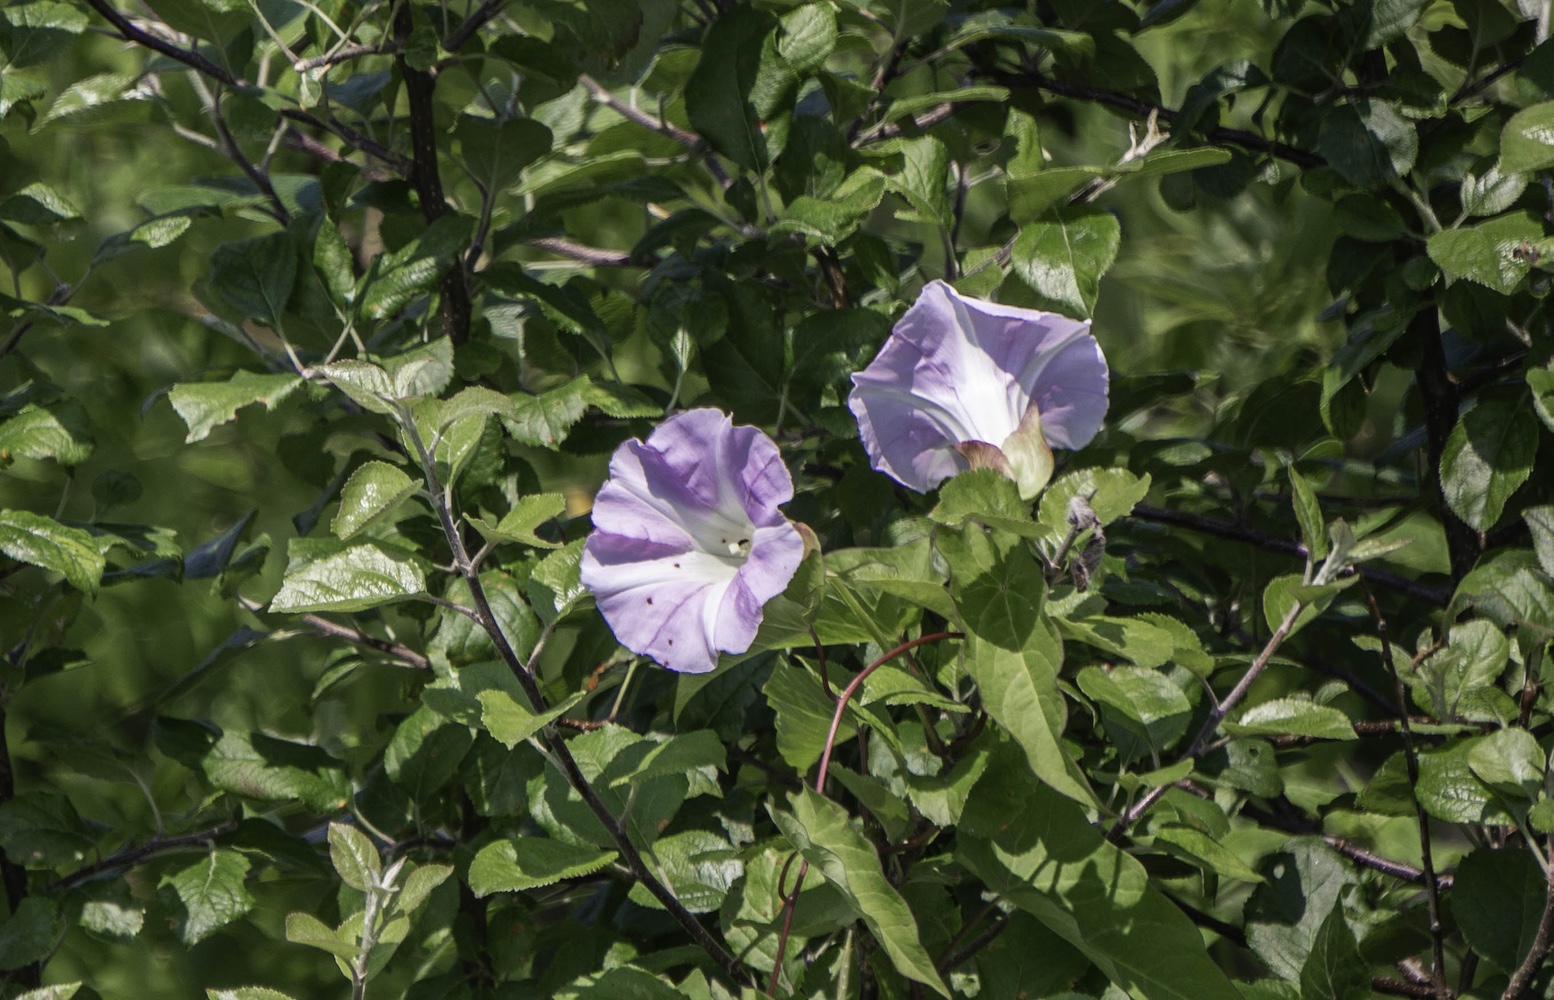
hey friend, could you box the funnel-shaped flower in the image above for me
[580,409,805,674]
[848,280,1109,499]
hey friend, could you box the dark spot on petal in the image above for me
[667,639,673,646]
[673,562,681,568]
[646,597,653,605]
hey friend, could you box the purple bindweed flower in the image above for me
[848,280,1109,499]
[580,409,806,674]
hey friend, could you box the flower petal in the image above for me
[580,408,804,673]
[849,281,1109,492]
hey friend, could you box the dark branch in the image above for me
[82,0,238,85]
[1412,307,1480,582]
[985,68,1326,170]
[49,821,240,893]
[443,0,506,51]
[394,1,471,345]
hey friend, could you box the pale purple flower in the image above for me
[580,409,806,674]
[848,280,1109,499]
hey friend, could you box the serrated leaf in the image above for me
[269,541,425,613]
[501,377,589,448]
[1440,398,1538,531]
[395,863,451,912]
[210,233,297,329]
[1011,208,1121,319]
[771,788,951,997]
[1153,825,1264,884]
[455,116,553,192]
[467,837,617,896]
[0,2,88,69]
[1427,212,1544,294]
[685,6,774,171]
[361,215,473,319]
[382,339,454,400]
[0,792,94,867]
[1318,100,1416,187]
[161,850,253,945]
[1299,902,1369,1000]
[330,461,417,540]
[0,897,62,971]
[207,988,297,1000]
[0,400,93,465]
[604,730,726,788]
[476,688,585,749]
[1225,698,1357,740]
[202,730,349,811]
[327,822,380,891]
[19,984,82,1000]
[318,359,396,414]
[0,508,104,594]
[468,492,567,549]
[168,371,303,443]
[0,181,79,223]
[1452,848,1547,973]
[1500,101,1554,174]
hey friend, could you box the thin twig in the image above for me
[237,596,428,668]
[1364,583,1448,998]
[936,914,1009,972]
[49,821,240,892]
[526,238,651,268]
[443,0,506,51]
[82,0,239,85]
[293,42,400,71]
[1324,836,1453,889]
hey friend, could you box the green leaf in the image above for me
[384,704,474,796]
[1261,574,1348,636]
[0,2,89,69]
[395,862,452,912]
[1153,825,1265,884]
[1467,727,1543,802]
[1008,167,1103,223]
[283,911,357,960]
[455,116,553,192]
[501,376,590,448]
[1410,619,1509,719]
[941,527,1090,803]
[604,730,726,787]
[1225,697,1357,740]
[0,399,93,465]
[771,789,951,998]
[1244,838,1359,980]
[0,508,105,594]
[1037,467,1151,534]
[1500,101,1554,174]
[318,359,396,414]
[0,793,94,867]
[1075,665,1192,760]
[207,989,298,1000]
[330,461,417,540]
[1126,147,1233,177]
[269,540,426,614]
[930,469,1043,537]
[764,658,857,772]
[168,371,303,443]
[161,850,254,945]
[1452,848,1548,973]
[37,72,150,130]
[467,493,567,549]
[625,828,741,914]
[202,730,349,812]
[1289,467,1327,562]
[0,181,79,223]
[685,6,774,170]
[873,135,952,227]
[958,747,1242,1000]
[327,822,380,892]
[1298,902,1369,1000]
[777,2,836,75]
[1427,211,1544,294]
[0,897,62,971]
[1011,208,1121,319]
[1527,505,1554,576]
[1461,164,1528,218]
[382,338,455,401]
[467,837,618,896]
[1317,100,1417,187]
[1440,398,1538,531]
[210,233,297,329]
[361,215,474,319]
[20,985,82,1000]
[1415,739,1515,824]
[583,382,661,419]
[477,688,585,749]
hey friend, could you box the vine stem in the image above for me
[767,632,963,996]
[403,417,748,988]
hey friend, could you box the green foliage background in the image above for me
[2,0,1554,997]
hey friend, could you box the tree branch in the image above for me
[1502,838,1554,1000]
[985,68,1326,170]
[393,1,471,345]
[443,0,506,52]
[82,0,238,85]
[49,821,240,893]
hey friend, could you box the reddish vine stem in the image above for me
[767,631,963,996]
